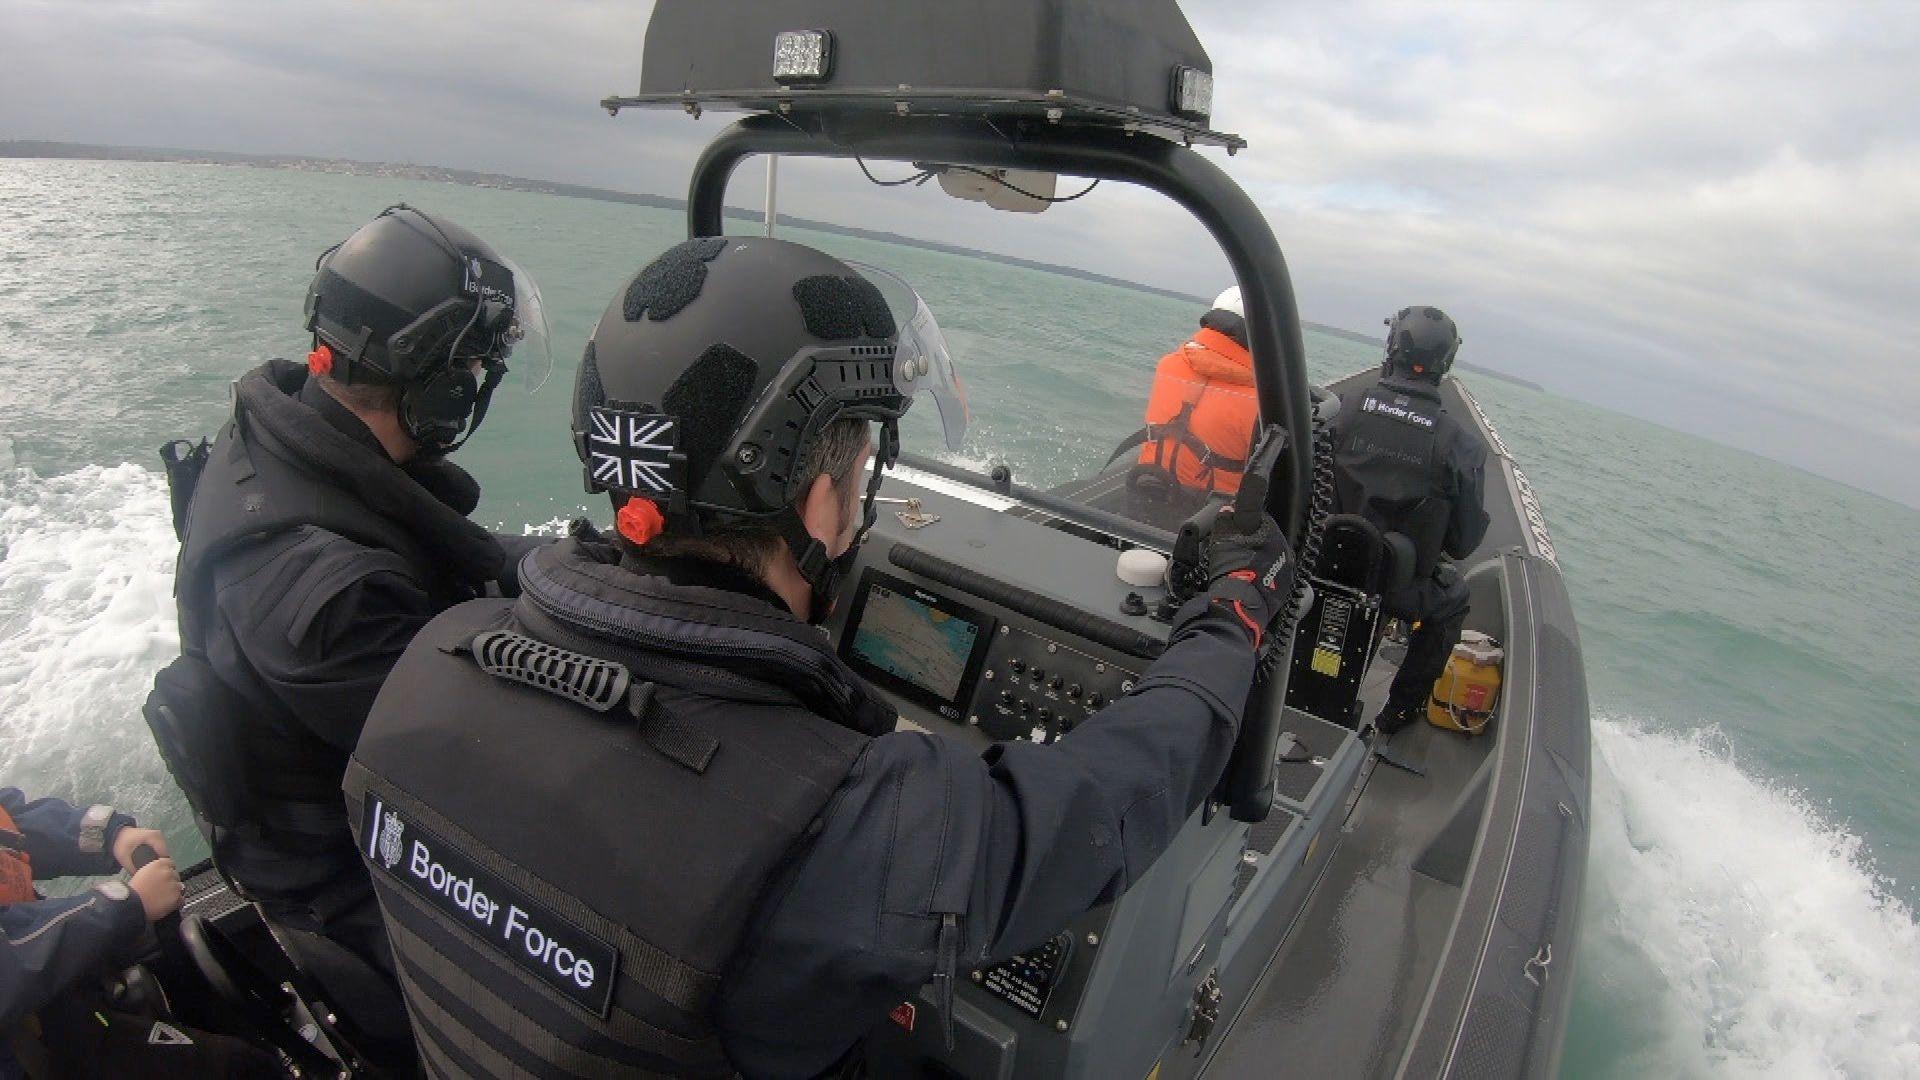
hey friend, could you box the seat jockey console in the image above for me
[822,471,1167,1049]
[827,473,1166,751]
[824,468,1368,1079]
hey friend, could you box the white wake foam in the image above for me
[0,464,186,838]
[1584,716,1920,1077]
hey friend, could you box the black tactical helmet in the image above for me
[1383,306,1461,378]
[574,236,968,607]
[304,205,550,449]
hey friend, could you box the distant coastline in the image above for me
[2,139,1543,392]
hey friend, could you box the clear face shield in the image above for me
[848,262,970,451]
[462,254,554,391]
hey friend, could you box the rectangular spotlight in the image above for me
[773,30,834,83]
[1170,65,1213,119]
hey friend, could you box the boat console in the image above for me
[818,467,1371,1079]
[828,475,1162,746]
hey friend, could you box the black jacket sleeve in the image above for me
[716,596,1254,1078]
[1444,431,1491,559]
[212,530,440,752]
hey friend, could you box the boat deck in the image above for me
[1206,648,1495,1077]
[1197,370,1586,1078]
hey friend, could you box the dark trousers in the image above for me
[217,827,395,981]
[257,891,395,981]
[1381,563,1471,710]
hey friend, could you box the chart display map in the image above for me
[851,583,982,703]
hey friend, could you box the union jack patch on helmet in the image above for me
[584,403,686,499]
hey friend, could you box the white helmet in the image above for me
[1210,285,1242,319]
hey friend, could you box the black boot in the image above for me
[1373,700,1422,737]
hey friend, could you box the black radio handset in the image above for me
[1223,423,1288,537]
[1164,424,1289,606]
[1165,498,1227,605]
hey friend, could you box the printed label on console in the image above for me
[363,792,618,1017]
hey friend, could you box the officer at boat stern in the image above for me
[346,237,1293,1078]
[1328,306,1491,734]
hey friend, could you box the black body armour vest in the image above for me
[164,360,502,821]
[1331,374,1453,580]
[347,539,890,1078]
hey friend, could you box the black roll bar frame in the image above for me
[682,111,1304,820]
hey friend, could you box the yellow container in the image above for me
[1428,631,1503,735]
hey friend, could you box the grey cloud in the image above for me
[1186,0,1919,504]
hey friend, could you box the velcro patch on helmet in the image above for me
[662,344,757,486]
[573,340,605,435]
[792,274,895,341]
[623,237,728,323]
[586,403,684,498]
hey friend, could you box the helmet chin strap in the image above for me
[444,357,507,452]
[775,510,845,626]
[405,287,513,453]
[775,422,897,624]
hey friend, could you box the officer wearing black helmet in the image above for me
[147,205,553,981]
[1328,306,1490,734]
[347,236,1294,1077]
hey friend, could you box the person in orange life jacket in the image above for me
[1136,285,1260,495]
[1,787,180,1076]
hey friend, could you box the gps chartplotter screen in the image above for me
[848,579,984,705]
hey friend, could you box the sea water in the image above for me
[2,159,1916,1077]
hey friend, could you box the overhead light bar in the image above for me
[1169,65,1213,120]
[772,30,834,83]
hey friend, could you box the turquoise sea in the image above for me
[2,159,1916,1077]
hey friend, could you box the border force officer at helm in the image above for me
[1327,305,1490,734]
[145,205,553,983]
[346,237,1296,1078]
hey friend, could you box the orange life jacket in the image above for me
[0,802,37,904]
[1136,327,1259,494]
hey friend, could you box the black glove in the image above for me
[1202,515,1296,650]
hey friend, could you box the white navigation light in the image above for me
[773,30,833,82]
[1171,65,1213,119]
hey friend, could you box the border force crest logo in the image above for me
[380,811,405,869]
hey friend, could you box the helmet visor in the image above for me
[848,262,970,451]
[491,255,554,392]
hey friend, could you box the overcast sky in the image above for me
[3,0,1916,507]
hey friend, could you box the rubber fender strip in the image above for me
[887,544,1164,661]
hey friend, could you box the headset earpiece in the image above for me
[402,362,482,448]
